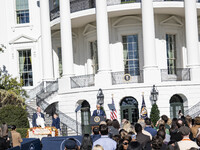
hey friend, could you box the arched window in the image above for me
[120,97,139,124]
[80,100,91,134]
[170,95,183,118]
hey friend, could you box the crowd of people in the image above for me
[0,124,22,150]
[64,115,200,150]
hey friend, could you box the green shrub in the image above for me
[150,103,160,126]
[0,105,29,128]
[16,128,29,138]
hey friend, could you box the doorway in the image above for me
[170,94,184,118]
[120,97,139,124]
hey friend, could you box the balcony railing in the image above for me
[70,74,95,88]
[50,0,195,21]
[161,68,190,82]
[111,71,143,85]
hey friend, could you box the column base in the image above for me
[95,71,112,88]
[189,66,200,82]
[143,67,160,83]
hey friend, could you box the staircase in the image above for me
[25,80,82,135]
[184,101,200,118]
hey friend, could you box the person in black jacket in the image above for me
[0,128,7,150]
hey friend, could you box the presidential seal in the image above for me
[94,116,100,123]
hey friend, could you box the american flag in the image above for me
[110,95,117,120]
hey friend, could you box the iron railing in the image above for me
[37,100,82,134]
[161,68,190,82]
[26,82,44,102]
[111,71,143,85]
[70,74,95,88]
[185,101,200,118]
[49,0,193,21]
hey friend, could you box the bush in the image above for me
[150,103,160,126]
[0,105,29,128]
[16,128,29,138]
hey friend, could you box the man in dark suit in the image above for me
[32,106,45,127]
[92,104,106,117]
[135,123,151,149]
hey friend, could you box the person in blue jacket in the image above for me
[52,113,60,129]
[92,104,106,117]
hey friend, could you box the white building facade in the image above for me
[1,0,200,134]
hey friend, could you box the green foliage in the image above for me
[16,128,29,138]
[150,103,160,126]
[0,105,29,128]
[0,90,25,108]
[0,74,28,98]
[121,0,136,4]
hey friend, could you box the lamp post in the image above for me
[97,88,104,105]
[150,85,159,104]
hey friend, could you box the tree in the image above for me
[150,103,160,126]
[0,74,28,98]
[0,105,29,128]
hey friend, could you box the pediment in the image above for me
[83,24,96,36]
[112,16,142,28]
[9,34,36,44]
[160,16,183,27]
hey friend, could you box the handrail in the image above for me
[185,101,200,118]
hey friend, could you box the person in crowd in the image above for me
[112,134,121,145]
[1,123,11,148]
[191,116,200,139]
[127,141,142,150]
[80,134,93,150]
[178,110,183,118]
[184,115,194,141]
[64,138,79,150]
[0,127,7,150]
[119,129,128,139]
[92,127,101,142]
[121,135,131,150]
[10,125,22,147]
[108,119,120,138]
[92,104,106,117]
[161,115,170,130]
[135,123,151,149]
[196,134,200,147]
[158,125,170,144]
[144,118,157,137]
[177,126,199,150]
[169,118,182,145]
[52,113,60,130]
[151,135,167,150]
[137,119,152,140]
[156,129,168,147]
[93,124,117,150]
[123,120,132,132]
[93,144,104,150]
[32,106,45,127]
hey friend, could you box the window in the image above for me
[90,41,98,74]
[19,50,33,86]
[166,34,176,74]
[122,35,140,76]
[58,47,62,76]
[16,0,29,24]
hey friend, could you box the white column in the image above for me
[60,0,74,77]
[40,0,54,81]
[58,0,74,92]
[95,0,112,87]
[185,0,200,82]
[142,0,159,83]
[96,0,111,72]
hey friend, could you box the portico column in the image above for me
[142,0,160,83]
[58,0,74,92]
[185,0,200,82]
[40,0,54,81]
[95,0,112,87]
[60,0,74,77]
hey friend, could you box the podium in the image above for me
[90,116,106,130]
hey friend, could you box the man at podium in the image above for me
[92,104,106,117]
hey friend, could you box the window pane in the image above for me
[18,50,33,86]
[123,35,139,76]
[16,0,29,24]
[166,34,176,75]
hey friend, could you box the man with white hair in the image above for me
[92,104,106,117]
[32,106,45,127]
